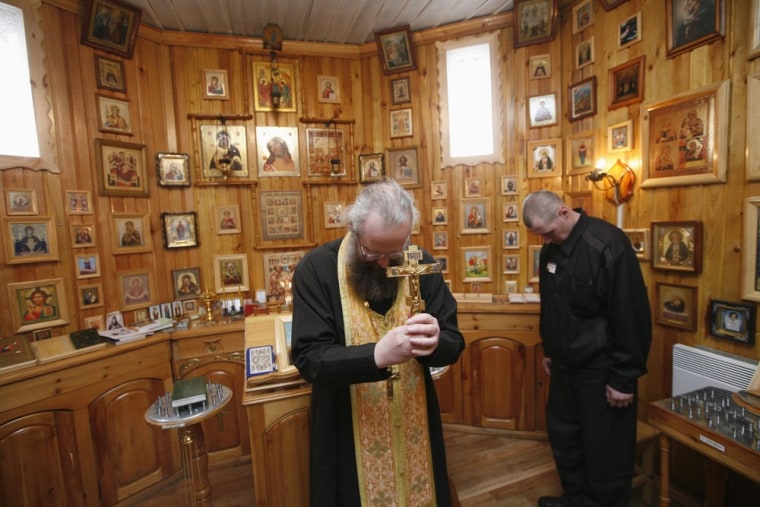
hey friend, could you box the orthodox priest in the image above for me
[291,178,465,506]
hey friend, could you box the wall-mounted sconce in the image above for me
[585,159,636,206]
[328,120,342,176]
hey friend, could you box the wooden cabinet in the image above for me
[0,339,176,507]
[434,303,544,431]
[243,382,311,507]
[171,323,250,464]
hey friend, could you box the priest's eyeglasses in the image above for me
[356,236,408,262]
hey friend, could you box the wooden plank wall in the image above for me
[0,0,757,411]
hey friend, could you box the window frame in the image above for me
[436,31,504,169]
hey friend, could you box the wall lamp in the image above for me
[585,159,636,206]
[270,51,281,108]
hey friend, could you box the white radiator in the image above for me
[671,344,758,396]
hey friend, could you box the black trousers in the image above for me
[546,364,637,507]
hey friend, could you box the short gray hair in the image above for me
[346,178,419,236]
[522,190,564,228]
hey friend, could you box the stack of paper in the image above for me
[98,327,147,345]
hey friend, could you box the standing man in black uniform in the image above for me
[522,190,652,507]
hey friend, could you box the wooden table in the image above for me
[648,388,760,506]
[146,383,232,507]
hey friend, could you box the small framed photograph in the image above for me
[66,190,93,215]
[527,138,562,178]
[71,224,96,248]
[505,280,518,294]
[569,76,597,122]
[528,245,542,282]
[744,197,760,301]
[434,255,449,273]
[503,203,519,223]
[213,254,250,293]
[651,220,703,273]
[600,0,631,10]
[96,94,132,135]
[183,299,198,314]
[461,198,490,234]
[79,283,104,309]
[465,178,482,197]
[324,202,346,229]
[386,146,420,187]
[106,311,125,330]
[609,56,645,110]
[391,77,411,104]
[134,308,150,323]
[503,229,520,249]
[172,268,202,300]
[462,246,493,282]
[258,190,306,243]
[156,152,191,187]
[431,180,447,200]
[566,132,595,175]
[642,80,729,188]
[709,300,757,345]
[112,213,152,254]
[171,301,184,319]
[201,124,250,179]
[161,212,199,249]
[214,204,241,234]
[4,217,58,264]
[618,11,642,49]
[8,278,69,333]
[667,0,725,59]
[202,68,228,99]
[501,176,518,195]
[567,191,593,215]
[608,119,633,153]
[84,314,105,331]
[75,253,101,279]
[503,254,520,274]
[514,0,558,48]
[528,54,551,79]
[624,228,651,260]
[433,231,448,250]
[358,153,384,183]
[118,270,155,310]
[572,0,593,34]
[81,0,142,58]
[317,75,340,103]
[94,54,126,92]
[34,328,53,341]
[433,207,448,225]
[252,61,297,112]
[576,37,595,70]
[751,0,760,60]
[375,25,416,74]
[94,138,149,197]
[656,282,698,331]
[528,93,558,128]
[390,108,413,138]
[5,188,38,215]
[148,305,161,321]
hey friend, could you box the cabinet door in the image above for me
[182,362,251,462]
[0,411,86,507]
[470,336,527,430]
[89,378,175,506]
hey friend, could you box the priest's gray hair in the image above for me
[347,178,420,236]
[522,190,564,228]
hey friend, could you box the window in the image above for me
[0,0,59,172]
[437,32,504,168]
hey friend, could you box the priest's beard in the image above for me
[348,244,401,303]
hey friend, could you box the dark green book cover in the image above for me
[171,376,208,407]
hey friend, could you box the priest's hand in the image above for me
[374,313,439,368]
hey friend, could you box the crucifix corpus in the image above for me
[383,244,441,397]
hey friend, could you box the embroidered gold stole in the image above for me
[338,233,437,507]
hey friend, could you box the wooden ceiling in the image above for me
[121,0,515,44]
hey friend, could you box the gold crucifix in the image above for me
[383,244,441,397]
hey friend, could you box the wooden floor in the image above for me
[128,425,653,507]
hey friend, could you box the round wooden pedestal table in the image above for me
[145,383,232,507]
